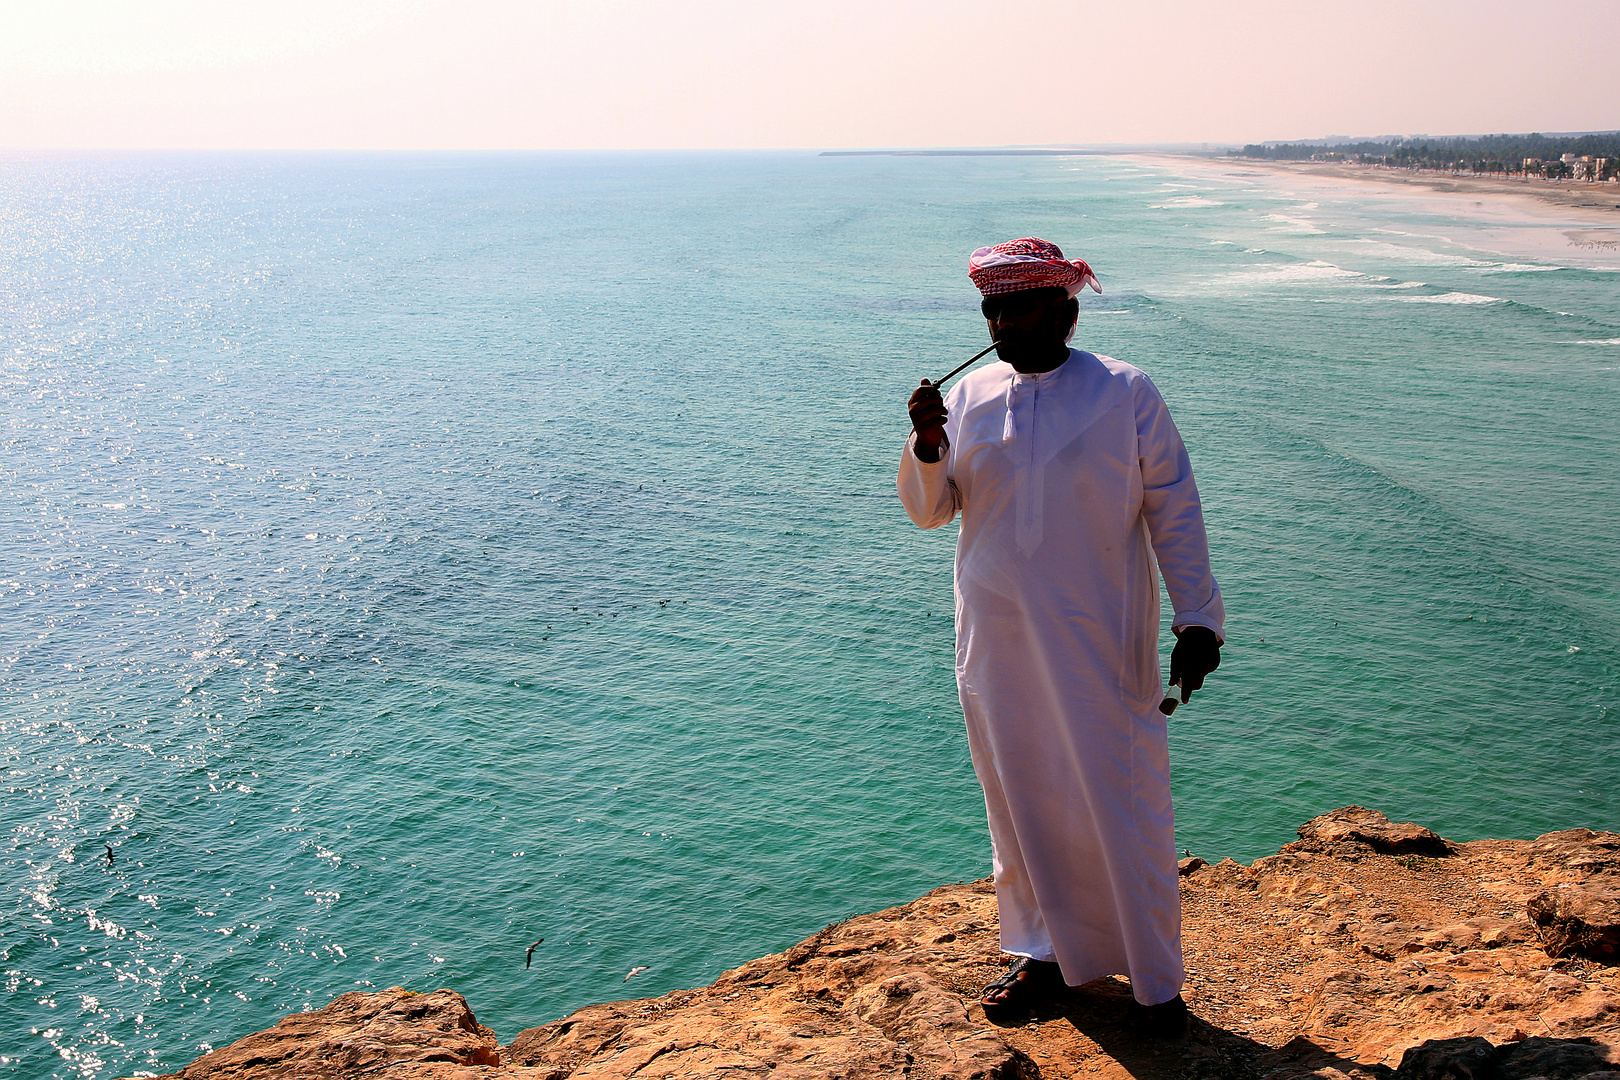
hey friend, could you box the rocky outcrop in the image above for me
[130,811,1620,1080]
[142,987,500,1079]
[498,883,1041,1080]
[1528,884,1620,964]
[1289,805,1458,858]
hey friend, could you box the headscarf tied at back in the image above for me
[968,237,1102,297]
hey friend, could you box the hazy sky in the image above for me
[3,0,1615,150]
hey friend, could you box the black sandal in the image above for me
[979,957,1064,1012]
[1129,994,1190,1042]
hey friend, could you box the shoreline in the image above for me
[1135,153,1620,265]
[1181,156,1620,224]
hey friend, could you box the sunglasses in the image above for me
[980,291,1061,320]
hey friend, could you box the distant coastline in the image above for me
[1209,131,1620,230]
[1226,156,1619,195]
[1203,156,1620,225]
[818,146,1620,211]
[823,144,1620,236]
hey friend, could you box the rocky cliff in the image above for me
[130,808,1620,1079]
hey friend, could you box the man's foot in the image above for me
[1129,993,1190,1042]
[979,957,1064,1014]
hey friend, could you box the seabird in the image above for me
[106,845,114,864]
[526,938,544,969]
[624,966,649,982]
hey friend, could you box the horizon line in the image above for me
[4,130,1614,154]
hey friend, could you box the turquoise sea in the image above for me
[2,151,1616,1078]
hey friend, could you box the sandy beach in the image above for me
[1140,154,1620,266]
[1223,158,1618,219]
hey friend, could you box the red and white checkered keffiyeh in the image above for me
[968,237,1101,297]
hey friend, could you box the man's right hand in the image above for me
[908,379,947,463]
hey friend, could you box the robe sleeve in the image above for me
[1134,374,1225,641]
[897,432,960,529]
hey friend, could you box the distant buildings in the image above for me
[1566,155,1608,181]
[1520,155,1612,181]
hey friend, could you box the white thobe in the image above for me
[897,349,1223,1006]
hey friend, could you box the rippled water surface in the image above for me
[3,151,1616,1078]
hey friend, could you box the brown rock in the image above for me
[844,972,1035,1077]
[1393,1036,1498,1078]
[1353,917,1432,960]
[1294,806,1457,857]
[1188,855,1260,891]
[1411,915,1538,954]
[502,898,1036,1080]
[1528,884,1620,964]
[162,987,499,1079]
[1496,1034,1618,1077]
[1391,1034,1617,1079]
[1525,830,1620,879]
[1462,830,1620,905]
[1179,855,1208,876]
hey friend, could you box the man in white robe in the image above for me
[897,238,1224,1035]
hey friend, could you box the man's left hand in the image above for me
[1168,626,1221,705]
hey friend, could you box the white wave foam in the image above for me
[1373,227,1458,244]
[1405,292,1504,305]
[1262,213,1323,233]
[1148,195,1226,209]
[1556,338,1620,345]
[1347,239,1488,267]
[1479,262,1559,274]
[1225,260,1366,287]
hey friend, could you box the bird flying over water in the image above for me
[624,966,649,982]
[525,938,544,969]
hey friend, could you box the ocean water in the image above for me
[2,150,1616,1078]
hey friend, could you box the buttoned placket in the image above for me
[1008,370,1047,555]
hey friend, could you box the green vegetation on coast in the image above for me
[1237,131,1620,180]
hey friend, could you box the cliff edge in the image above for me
[131,808,1620,1079]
